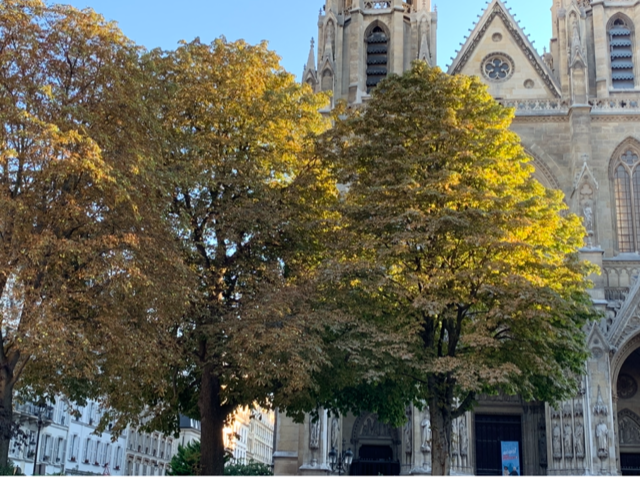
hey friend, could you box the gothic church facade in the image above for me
[275,0,640,474]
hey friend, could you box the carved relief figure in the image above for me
[543,47,554,71]
[574,422,585,458]
[571,15,581,51]
[538,430,548,466]
[563,423,573,458]
[552,424,562,459]
[360,415,390,438]
[451,419,459,455]
[310,419,321,450]
[593,386,608,416]
[583,205,593,233]
[459,415,468,457]
[405,420,412,451]
[418,17,430,62]
[619,415,640,445]
[331,417,340,450]
[450,418,459,468]
[324,20,335,61]
[596,420,608,458]
[420,414,431,452]
[569,12,584,65]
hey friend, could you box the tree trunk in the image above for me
[429,394,452,476]
[198,365,230,476]
[0,365,14,469]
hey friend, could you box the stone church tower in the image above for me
[302,0,436,105]
[274,0,640,475]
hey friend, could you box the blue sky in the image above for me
[60,0,552,79]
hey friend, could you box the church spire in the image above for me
[306,37,316,71]
[302,38,317,91]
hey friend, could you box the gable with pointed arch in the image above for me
[619,409,640,447]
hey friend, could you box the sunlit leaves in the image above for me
[153,38,338,474]
[311,63,598,473]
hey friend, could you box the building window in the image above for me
[609,17,635,89]
[481,53,515,83]
[83,438,91,463]
[366,26,389,93]
[614,149,640,252]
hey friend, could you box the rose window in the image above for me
[482,54,514,82]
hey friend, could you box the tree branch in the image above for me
[452,391,475,419]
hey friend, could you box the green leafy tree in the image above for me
[310,62,598,475]
[167,441,201,476]
[151,38,338,475]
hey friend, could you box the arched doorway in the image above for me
[349,413,401,475]
[616,348,640,475]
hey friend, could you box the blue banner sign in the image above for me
[501,441,520,476]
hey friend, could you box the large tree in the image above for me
[152,39,338,475]
[0,0,184,465]
[312,62,598,475]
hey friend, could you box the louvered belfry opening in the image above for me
[610,18,635,89]
[366,26,388,93]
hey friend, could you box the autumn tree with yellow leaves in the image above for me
[151,39,338,475]
[0,0,186,466]
[309,63,599,475]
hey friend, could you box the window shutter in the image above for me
[610,18,636,89]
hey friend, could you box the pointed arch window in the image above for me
[614,149,640,252]
[366,26,388,93]
[609,18,635,89]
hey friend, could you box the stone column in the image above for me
[272,411,301,476]
[410,404,431,475]
[348,4,364,103]
[591,2,609,97]
[335,14,345,101]
[571,64,588,105]
[585,349,618,475]
[635,7,640,89]
[522,403,544,475]
[568,104,592,198]
[429,12,437,66]
[557,8,570,97]
[391,0,405,75]
[299,411,330,475]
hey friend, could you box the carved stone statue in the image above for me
[572,16,581,49]
[324,21,335,61]
[451,419,459,457]
[596,420,608,458]
[420,414,431,453]
[459,415,468,457]
[583,205,593,232]
[331,417,340,450]
[569,14,583,61]
[563,423,573,458]
[543,47,554,71]
[310,419,321,450]
[575,422,585,458]
[405,420,412,447]
[594,386,608,416]
[552,424,562,459]
[538,430,548,466]
[418,17,430,62]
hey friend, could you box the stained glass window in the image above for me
[614,151,640,252]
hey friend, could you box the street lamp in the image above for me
[328,441,353,476]
[32,401,52,476]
